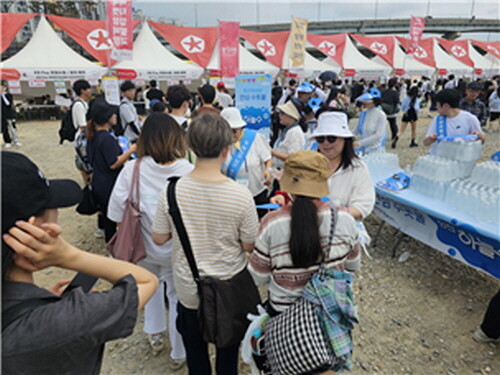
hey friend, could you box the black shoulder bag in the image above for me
[167,176,261,349]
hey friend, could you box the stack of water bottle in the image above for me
[410,139,483,200]
[444,161,500,223]
[361,150,401,181]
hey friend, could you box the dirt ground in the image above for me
[4,113,499,375]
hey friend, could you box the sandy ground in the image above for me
[4,113,499,375]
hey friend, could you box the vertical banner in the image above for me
[289,17,308,73]
[407,16,426,55]
[235,74,272,137]
[219,21,240,78]
[102,76,120,105]
[106,0,133,61]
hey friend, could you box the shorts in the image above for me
[490,112,500,121]
[402,110,418,123]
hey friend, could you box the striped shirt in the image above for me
[153,175,259,309]
[248,202,360,313]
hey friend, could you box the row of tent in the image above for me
[0,13,499,83]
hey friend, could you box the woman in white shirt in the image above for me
[221,108,272,217]
[353,88,387,154]
[108,113,193,370]
[271,100,305,170]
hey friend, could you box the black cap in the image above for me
[467,81,483,91]
[91,100,118,125]
[1,151,82,233]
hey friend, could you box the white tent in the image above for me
[281,38,341,78]
[432,38,474,76]
[372,37,436,77]
[113,22,203,80]
[207,42,280,77]
[469,41,500,77]
[323,34,392,79]
[0,16,104,80]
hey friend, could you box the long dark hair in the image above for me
[289,196,322,267]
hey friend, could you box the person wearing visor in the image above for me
[353,88,387,154]
[221,108,272,217]
[271,100,305,171]
[1,151,157,375]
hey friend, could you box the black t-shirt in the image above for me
[146,88,165,101]
[87,130,123,204]
[2,275,138,375]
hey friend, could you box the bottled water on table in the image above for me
[361,150,400,181]
[435,140,482,162]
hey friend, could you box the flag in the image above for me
[408,16,425,55]
[289,17,308,72]
[240,29,290,68]
[106,0,133,61]
[1,13,37,53]
[219,21,240,78]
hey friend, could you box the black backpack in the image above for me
[58,99,83,144]
[113,101,140,136]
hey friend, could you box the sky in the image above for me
[132,0,499,40]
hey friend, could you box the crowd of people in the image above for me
[2,73,499,375]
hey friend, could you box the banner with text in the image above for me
[219,21,240,78]
[235,74,272,135]
[407,16,425,55]
[374,192,499,279]
[289,17,308,73]
[106,0,133,61]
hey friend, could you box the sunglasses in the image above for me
[316,136,338,144]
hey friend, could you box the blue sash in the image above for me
[226,129,257,180]
[357,111,367,136]
[356,110,386,153]
[436,115,447,142]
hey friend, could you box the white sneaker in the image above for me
[473,328,499,343]
[168,357,186,371]
[14,141,22,146]
[93,228,104,239]
[4,143,12,148]
[149,333,164,354]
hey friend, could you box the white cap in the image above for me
[310,112,353,139]
[220,107,246,129]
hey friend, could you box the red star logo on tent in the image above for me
[256,39,276,56]
[451,45,466,57]
[181,35,205,53]
[414,46,428,59]
[370,42,388,55]
[87,29,112,50]
[318,41,336,56]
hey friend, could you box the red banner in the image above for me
[48,15,139,66]
[408,16,425,55]
[307,33,346,67]
[0,68,21,81]
[106,0,133,61]
[396,36,436,67]
[240,29,290,68]
[438,38,474,67]
[350,34,395,67]
[149,21,217,68]
[219,21,240,78]
[1,13,37,53]
[470,40,500,59]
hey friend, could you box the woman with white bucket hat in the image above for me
[221,107,272,217]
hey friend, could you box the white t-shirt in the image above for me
[273,125,305,169]
[71,99,88,129]
[444,80,457,89]
[153,175,259,309]
[216,91,234,109]
[327,159,375,219]
[426,110,483,154]
[489,91,500,113]
[107,157,194,264]
[222,132,271,196]
[354,107,387,149]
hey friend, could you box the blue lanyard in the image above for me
[436,115,447,141]
[226,129,257,180]
[357,111,367,136]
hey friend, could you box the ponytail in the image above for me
[289,196,322,267]
[86,119,96,140]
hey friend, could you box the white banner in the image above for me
[28,80,46,88]
[102,76,120,105]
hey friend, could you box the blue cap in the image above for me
[149,98,160,109]
[307,97,323,113]
[368,88,381,98]
[356,88,381,102]
[296,82,316,93]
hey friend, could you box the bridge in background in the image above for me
[244,17,500,40]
